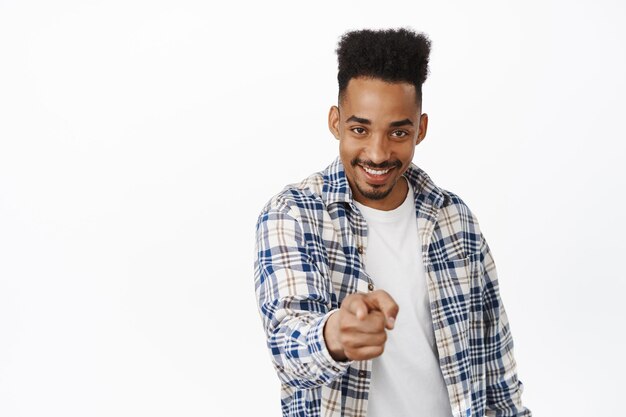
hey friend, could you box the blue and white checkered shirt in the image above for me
[254,157,531,417]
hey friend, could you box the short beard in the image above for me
[351,158,401,200]
[354,179,396,200]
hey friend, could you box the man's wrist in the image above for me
[323,310,348,361]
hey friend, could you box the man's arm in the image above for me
[254,205,352,389]
[481,234,532,416]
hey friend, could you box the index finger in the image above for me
[363,290,399,329]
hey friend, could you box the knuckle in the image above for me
[340,317,357,332]
[339,334,353,348]
[338,318,349,330]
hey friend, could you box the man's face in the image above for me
[328,76,428,210]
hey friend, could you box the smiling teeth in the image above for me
[363,166,390,175]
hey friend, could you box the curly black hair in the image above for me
[336,28,431,105]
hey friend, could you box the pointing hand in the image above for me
[324,290,399,361]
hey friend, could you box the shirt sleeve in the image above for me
[480,234,532,416]
[254,204,353,389]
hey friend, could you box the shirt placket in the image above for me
[347,203,374,294]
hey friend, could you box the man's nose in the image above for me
[367,133,391,164]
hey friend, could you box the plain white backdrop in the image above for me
[1,1,625,416]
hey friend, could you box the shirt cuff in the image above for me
[307,309,353,377]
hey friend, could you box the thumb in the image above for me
[365,290,399,329]
[353,298,369,320]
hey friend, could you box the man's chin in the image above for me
[357,182,393,201]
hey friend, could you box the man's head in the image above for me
[328,28,432,210]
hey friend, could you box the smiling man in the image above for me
[254,28,531,417]
[330,77,426,211]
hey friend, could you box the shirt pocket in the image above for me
[426,253,482,331]
[437,253,480,292]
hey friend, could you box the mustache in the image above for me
[351,158,402,170]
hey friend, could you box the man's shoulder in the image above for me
[440,188,478,222]
[440,188,482,247]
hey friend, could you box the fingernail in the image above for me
[387,317,395,328]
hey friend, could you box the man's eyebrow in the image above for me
[345,115,414,127]
[346,115,371,125]
[389,118,414,127]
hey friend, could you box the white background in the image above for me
[1,1,625,416]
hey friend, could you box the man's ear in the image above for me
[415,113,429,145]
[328,105,340,140]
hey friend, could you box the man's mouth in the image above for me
[362,166,391,175]
[358,164,395,184]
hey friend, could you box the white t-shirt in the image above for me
[353,179,453,417]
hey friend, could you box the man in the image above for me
[254,28,531,417]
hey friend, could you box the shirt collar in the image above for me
[321,156,446,209]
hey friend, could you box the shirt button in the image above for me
[357,246,364,254]
[368,283,374,291]
[358,370,367,378]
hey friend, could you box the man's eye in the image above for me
[351,127,366,135]
[392,130,408,138]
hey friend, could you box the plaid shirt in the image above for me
[254,157,531,417]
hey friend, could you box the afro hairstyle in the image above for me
[336,28,431,105]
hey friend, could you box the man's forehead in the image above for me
[340,77,420,114]
[340,88,419,121]
[344,77,416,95]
